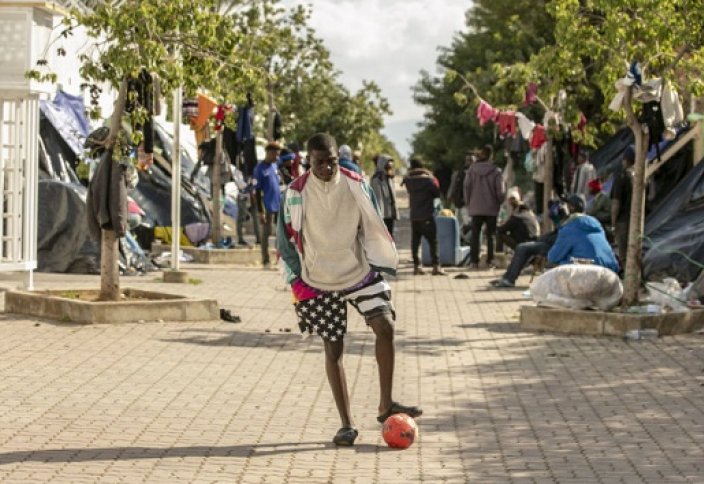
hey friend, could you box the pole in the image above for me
[542,138,554,234]
[171,86,183,270]
[212,129,223,246]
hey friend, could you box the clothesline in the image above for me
[452,71,589,151]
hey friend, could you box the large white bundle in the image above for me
[530,264,623,310]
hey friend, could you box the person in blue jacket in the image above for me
[547,194,620,273]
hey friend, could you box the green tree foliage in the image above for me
[411,0,554,170]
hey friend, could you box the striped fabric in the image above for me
[294,273,395,341]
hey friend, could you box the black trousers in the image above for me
[470,215,497,264]
[411,218,438,266]
[384,218,395,239]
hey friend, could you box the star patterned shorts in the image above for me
[294,273,394,342]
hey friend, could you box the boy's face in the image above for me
[309,148,338,182]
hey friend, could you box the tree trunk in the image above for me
[99,78,129,301]
[100,229,120,300]
[622,89,650,306]
[211,129,223,246]
[542,138,554,234]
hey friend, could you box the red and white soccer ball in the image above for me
[382,413,418,449]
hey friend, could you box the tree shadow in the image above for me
[158,328,467,356]
[0,441,386,465]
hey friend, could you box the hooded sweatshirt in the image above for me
[402,168,440,220]
[547,214,620,273]
[463,160,505,216]
[370,155,398,220]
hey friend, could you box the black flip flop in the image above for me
[332,427,358,446]
[220,309,241,323]
[377,401,423,423]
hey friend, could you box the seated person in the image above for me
[490,194,583,288]
[585,179,611,227]
[547,194,620,273]
[497,194,540,251]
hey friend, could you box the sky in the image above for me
[290,0,471,158]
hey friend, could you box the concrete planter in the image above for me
[4,288,218,324]
[152,243,276,265]
[520,304,704,337]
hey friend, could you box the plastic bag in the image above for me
[530,264,623,310]
[645,278,689,312]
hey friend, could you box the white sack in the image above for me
[530,264,623,310]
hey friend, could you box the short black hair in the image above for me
[410,158,423,169]
[481,144,493,159]
[307,133,337,153]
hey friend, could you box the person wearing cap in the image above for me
[570,150,597,198]
[547,194,619,272]
[253,141,282,266]
[278,148,297,185]
[611,145,635,267]
[496,191,540,251]
[586,178,611,228]
[338,144,362,175]
[463,144,506,268]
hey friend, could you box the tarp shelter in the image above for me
[37,94,212,273]
[643,158,704,283]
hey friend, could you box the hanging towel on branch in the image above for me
[477,100,500,126]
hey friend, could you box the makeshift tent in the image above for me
[37,95,211,273]
[643,158,704,283]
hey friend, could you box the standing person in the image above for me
[370,155,398,238]
[277,133,422,447]
[278,148,297,185]
[402,158,445,276]
[253,141,282,267]
[338,144,362,174]
[232,164,258,246]
[448,151,474,229]
[570,150,597,198]
[611,146,635,268]
[464,144,506,268]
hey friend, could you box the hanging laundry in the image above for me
[516,112,535,140]
[524,83,538,106]
[237,104,255,143]
[182,98,199,119]
[273,111,283,141]
[660,82,684,140]
[530,124,547,150]
[190,94,217,145]
[476,100,499,126]
[577,112,587,131]
[609,76,636,112]
[497,111,517,138]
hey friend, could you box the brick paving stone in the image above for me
[0,195,703,482]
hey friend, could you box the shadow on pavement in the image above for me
[159,329,467,356]
[0,441,386,464]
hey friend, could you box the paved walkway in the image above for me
[0,218,703,482]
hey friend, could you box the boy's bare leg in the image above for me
[323,339,353,428]
[367,314,395,416]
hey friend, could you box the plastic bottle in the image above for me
[623,328,659,341]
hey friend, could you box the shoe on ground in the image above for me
[413,266,426,275]
[469,263,479,270]
[494,278,515,288]
[332,427,358,446]
[489,278,501,286]
[432,266,446,276]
